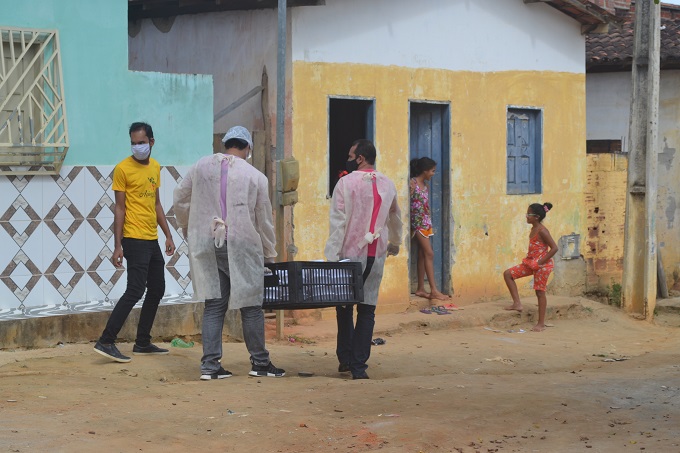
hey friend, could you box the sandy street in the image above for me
[1,297,679,453]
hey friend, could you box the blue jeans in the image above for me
[336,303,376,376]
[99,238,165,346]
[201,244,270,374]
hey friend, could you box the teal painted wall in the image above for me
[0,0,213,165]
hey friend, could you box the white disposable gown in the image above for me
[173,154,276,309]
[324,170,403,305]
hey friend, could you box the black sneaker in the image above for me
[352,372,369,380]
[132,343,169,355]
[94,341,131,363]
[249,362,285,377]
[338,363,350,373]
[200,367,233,380]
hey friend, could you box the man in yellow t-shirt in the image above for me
[94,122,176,363]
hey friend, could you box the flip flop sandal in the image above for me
[419,308,432,314]
[432,306,451,315]
[443,303,463,311]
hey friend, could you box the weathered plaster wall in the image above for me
[129,8,280,140]
[584,154,628,291]
[586,73,631,147]
[659,71,680,291]
[586,71,680,292]
[291,63,586,310]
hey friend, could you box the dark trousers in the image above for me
[99,238,166,346]
[201,244,270,373]
[336,303,376,376]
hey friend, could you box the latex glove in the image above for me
[387,244,400,257]
[211,217,226,248]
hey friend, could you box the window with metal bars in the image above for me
[0,27,69,175]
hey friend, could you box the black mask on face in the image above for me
[345,158,359,173]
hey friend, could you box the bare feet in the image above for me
[414,291,431,299]
[429,292,451,301]
[531,324,546,332]
[504,305,523,312]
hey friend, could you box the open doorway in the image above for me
[409,102,451,296]
[328,98,375,195]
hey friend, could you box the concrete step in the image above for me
[655,297,680,314]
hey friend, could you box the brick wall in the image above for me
[584,154,628,292]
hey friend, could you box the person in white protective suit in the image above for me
[324,139,403,380]
[173,126,285,380]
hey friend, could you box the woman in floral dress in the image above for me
[410,157,450,302]
[503,203,559,331]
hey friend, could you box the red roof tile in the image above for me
[587,3,680,71]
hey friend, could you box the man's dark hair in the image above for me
[129,122,154,139]
[352,139,376,165]
[224,138,249,150]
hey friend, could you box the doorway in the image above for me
[328,98,375,195]
[409,102,451,295]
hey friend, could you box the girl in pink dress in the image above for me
[410,157,450,302]
[503,203,558,331]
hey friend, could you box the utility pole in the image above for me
[275,0,287,338]
[621,0,660,321]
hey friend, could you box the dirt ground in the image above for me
[1,297,679,453]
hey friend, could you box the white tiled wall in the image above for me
[0,165,194,320]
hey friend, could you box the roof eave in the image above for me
[524,0,625,29]
[128,0,325,20]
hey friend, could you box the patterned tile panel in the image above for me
[1,196,42,247]
[44,194,84,245]
[0,165,195,321]
[87,194,115,243]
[1,251,42,306]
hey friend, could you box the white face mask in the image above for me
[132,143,151,160]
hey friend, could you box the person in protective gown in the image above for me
[325,139,403,380]
[173,126,285,380]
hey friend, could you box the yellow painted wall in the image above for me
[584,154,628,292]
[291,62,586,311]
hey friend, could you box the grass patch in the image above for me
[609,282,622,307]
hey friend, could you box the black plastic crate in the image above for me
[263,261,364,310]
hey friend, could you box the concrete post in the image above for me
[622,0,660,321]
[275,0,287,338]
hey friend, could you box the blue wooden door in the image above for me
[506,109,540,194]
[409,103,450,293]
